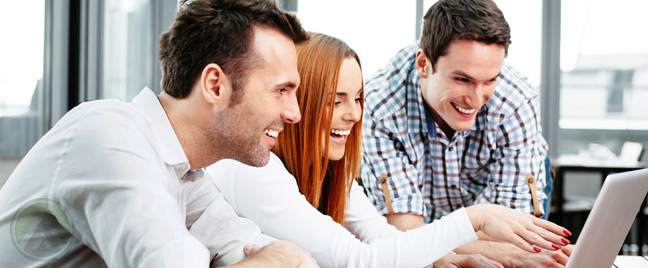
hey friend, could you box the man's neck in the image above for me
[437,120,456,140]
[157,92,218,169]
[428,106,456,139]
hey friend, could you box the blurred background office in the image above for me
[1,0,647,255]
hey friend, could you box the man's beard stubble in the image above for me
[208,107,270,167]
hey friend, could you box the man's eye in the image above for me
[455,77,470,82]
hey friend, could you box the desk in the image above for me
[553,155,647,225]
[552,155,647,251]
[613,255,648,267]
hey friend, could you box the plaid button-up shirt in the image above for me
[361,42,548,223]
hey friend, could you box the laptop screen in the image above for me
[566,168,648,268]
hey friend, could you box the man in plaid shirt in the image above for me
[361,0,573,267]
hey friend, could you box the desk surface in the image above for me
[557,155,647,169]
[613,255,648,267]
[550,155,648,241]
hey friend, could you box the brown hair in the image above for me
[420,0,511,72]
[159,0,308,104]
[272,33,363,224]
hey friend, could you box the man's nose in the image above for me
[281,94,301,124]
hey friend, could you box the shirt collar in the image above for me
[423,100,472,143]
[131,87,189,169]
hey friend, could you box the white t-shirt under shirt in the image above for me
[207,153,478,268]
[0,88,272,267]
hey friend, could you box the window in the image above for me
[75,0,176,104]
[102,0,156,101]
[297,0,417,77]
[0,0,47,157]
[558,0,648,155]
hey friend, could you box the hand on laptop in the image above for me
[465,204,572,253]
[499,243,574,268]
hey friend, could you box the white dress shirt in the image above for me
[207,153,478,268]
[0,88,272,267]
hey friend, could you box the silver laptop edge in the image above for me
[566,168,648,268]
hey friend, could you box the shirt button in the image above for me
[450,184,458,189]
[179,165,188,171]
[448,146,454,151]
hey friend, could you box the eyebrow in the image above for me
[276,81,298,90]
[335,88,364,96]
[451,70,501,81]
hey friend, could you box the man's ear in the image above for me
[200,63,231,106]
[415,49,430,79]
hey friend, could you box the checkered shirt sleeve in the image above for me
[472,63,549,214]
[361,43,430,217]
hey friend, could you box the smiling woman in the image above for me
[272,33,364,223]
[327,58,363,162]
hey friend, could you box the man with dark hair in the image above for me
[0,0,317,267]
[361,0,572,266]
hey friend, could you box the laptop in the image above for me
[566,168,648,268]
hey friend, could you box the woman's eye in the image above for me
[277,88,286,94]
[355,98,362,103]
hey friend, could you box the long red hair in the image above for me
[272,33,363,224]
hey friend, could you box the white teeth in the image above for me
[331,129,351,136]
[453,103,475,114]
[264,129,278,138]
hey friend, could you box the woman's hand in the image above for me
[465,204,571,253]
[432,253,503,268]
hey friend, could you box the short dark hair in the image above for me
[159,0,308,103]
[420,0,511,72]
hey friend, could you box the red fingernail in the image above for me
[534,246,542,252]
[561,238,570,244]
[552,244,561,250]
[563,229,572,236]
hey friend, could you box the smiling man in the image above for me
[0,0,318,267]
[360,0,572,267]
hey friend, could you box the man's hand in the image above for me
[432,253,503,268]
[225,240,319,268]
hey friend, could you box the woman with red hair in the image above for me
[207,33,569,267]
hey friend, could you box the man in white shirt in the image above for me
[0,0,317,267]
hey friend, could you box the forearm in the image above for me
[385,213,425,231]
[190,192,273,266]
